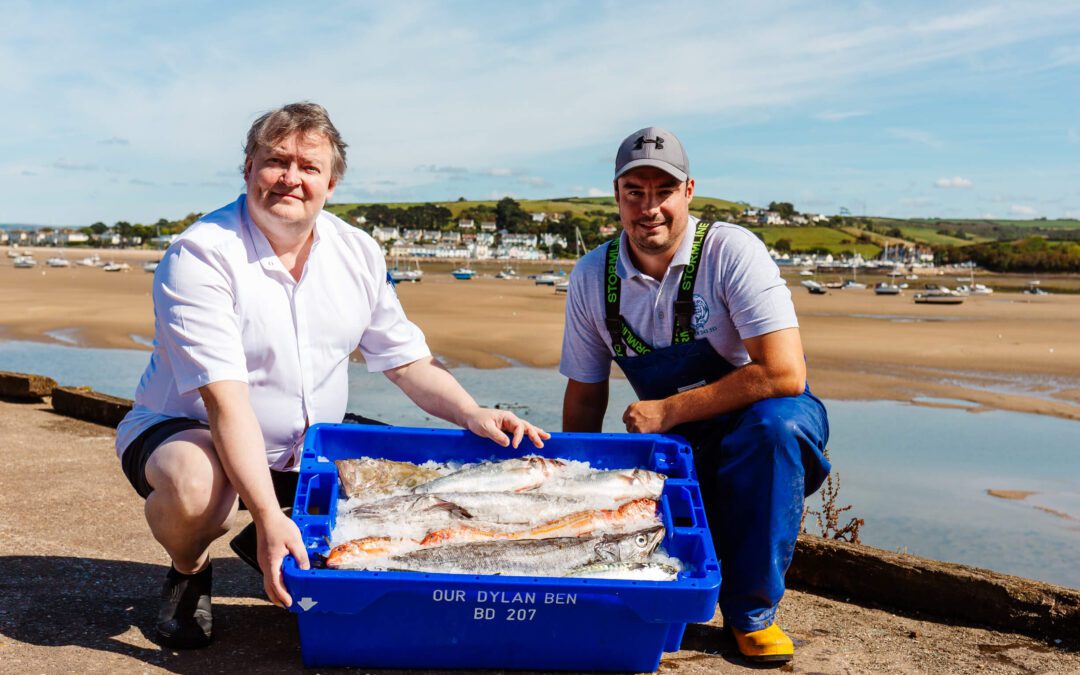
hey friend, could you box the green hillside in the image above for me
[326,195,746,220]
[749,226,881,258]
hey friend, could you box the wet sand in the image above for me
[2,245,1080,421]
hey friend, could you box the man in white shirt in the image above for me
[116,102,548,649]
[559,127,829,663]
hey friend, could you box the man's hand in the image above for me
[256,510,310,608]
[623,399,672,434]
[462,407,551,448]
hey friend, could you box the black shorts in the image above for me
[120,417,298,507]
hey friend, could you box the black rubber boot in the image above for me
[228,522,261,575]
[156,563,213,649]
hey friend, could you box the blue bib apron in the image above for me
[604,224,830,632]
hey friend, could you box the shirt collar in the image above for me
[616,215,700,280]
[240,194,324,275]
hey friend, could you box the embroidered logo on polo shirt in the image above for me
[692,294,710,331]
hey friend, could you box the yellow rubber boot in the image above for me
[731,623,794,663]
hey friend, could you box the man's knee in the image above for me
[146,434,236,521]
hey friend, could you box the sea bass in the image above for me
[534,469,666,502]
[428,491,594,525]
[420,498,659,546]
[378,525,666,576]
[335,458,442,499]
[412,456,567,494]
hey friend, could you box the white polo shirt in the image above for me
[115,195,430,470]
[559,218,798,384]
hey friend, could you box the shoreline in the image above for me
[3,245,1079,422]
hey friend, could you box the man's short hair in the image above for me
[244,102,348,179]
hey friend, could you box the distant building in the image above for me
[599,225,617,237]
[458,219,475,230]
[501,233,538,248]
[541,233,568,249]
[530,212,546,223]
[371,226,400,242]
[479,221,497,232]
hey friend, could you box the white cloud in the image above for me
[53,159,97,171]
[887,128,942,148]
[935,176,973,189]
[816,110,868,122]
[587,187,609,198]
[1009,204,1038,217]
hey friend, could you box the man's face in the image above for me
[244,131,337,230]
[614,166,694,257]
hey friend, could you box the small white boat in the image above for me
[46,257,70,267]
[77,255,102,267]
[143,261,160,273]
[451,267,476,280]
[799,269,815,276]
[102,262,130,272]
[389,267,422,283]
[495,267,519,279]
[13,255,37,268]
[6,248,21,258]
[840,280,867,290]
[873,282,901,295]
[801,280,826,295]
[914,285,964,305]
[554,280,569,294]
[534,269,566,286]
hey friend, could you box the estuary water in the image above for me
[2,339,1077,588]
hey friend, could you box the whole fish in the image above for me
[429,491,594,525]
[412,456,567,494]
[420,498,659,546]
[534,468,666,502]
[336,458,442,499]
[565,561,681,581]
[378,525,666,576]
[326,536,420,568]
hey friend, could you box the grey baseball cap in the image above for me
[614,126,689,182]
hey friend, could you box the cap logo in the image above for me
[634,135,665,150]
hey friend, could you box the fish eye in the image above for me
[635,534,648,546]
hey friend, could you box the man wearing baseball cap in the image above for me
[558,127,830,662]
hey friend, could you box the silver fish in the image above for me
[566,561,681,581]
[412,456,567,494]
[534,469,666,501]
[376,525,666,576]
[429,491,593,525]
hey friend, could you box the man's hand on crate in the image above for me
[257,509,310,607]
[462,407,551,449]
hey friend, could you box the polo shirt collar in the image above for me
[616,215,700,280]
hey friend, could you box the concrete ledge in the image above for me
[50,386,133,428]
[789,535,1080,644]
[0,371,58,400]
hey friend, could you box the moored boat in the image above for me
[13,255,37,268]
[873,282,901,295]
[451,267,476,280]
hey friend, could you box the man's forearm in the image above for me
[663,361,804,428]
[384,356,480,427]
[562,379,608,432]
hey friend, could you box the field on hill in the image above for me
[326,195,747,221]
[750,226,881,258]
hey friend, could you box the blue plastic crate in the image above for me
[283,423,720,672]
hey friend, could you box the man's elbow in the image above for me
[767,364,806,398]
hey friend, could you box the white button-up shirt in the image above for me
[116,195,430,469]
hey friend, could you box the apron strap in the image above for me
[671,218,713,345]
[604,238,653,356]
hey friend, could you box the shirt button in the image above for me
[658,311,665,319]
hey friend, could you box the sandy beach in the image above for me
[2,245,1079,421]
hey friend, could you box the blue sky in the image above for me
[3,1,1079,225]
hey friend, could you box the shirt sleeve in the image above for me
[356,246,431,372]
[154,241,250,395]
[558,263,613,383]
[717,230,799,340]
